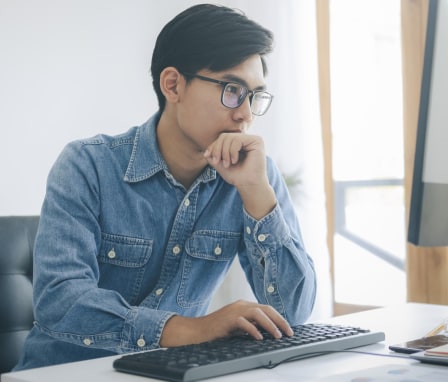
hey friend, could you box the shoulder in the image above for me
[63,113,159,157]
[48,126,140,181]
[69,126,139,152]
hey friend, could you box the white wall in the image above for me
[1,0,165,214]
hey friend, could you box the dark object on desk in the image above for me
[0,216,39,374]
[113,323,385,382]
[389,335,448,354]
[410,350,448,366]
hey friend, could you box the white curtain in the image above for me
[0,0,332,320]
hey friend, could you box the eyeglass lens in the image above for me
[251,93,272,116]
[222,84,246,108]
[222,83,272,116]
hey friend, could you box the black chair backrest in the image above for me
[0,216,39,374]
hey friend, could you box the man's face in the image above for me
[175,54,267,153]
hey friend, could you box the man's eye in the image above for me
[225,84,242,95]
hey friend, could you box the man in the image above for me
[15,3,316,370]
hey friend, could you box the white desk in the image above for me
[2,303,448,382]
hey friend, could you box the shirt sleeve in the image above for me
[238,158,317,326]
[32,142,175,353]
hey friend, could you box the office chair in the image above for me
[0,216,39,374]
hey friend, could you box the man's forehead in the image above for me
[219,73,266,91]
[202,56,267,90]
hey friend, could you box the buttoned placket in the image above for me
[140,185,200,308]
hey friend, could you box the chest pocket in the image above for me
[177,230,241,309]
[98,233,152,305]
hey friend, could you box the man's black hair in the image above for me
[151,3,274,111]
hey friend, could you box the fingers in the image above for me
[219,134,241,167]
[235,316,264,340]
[204,133,258,168]
[231,302,294,341]
[237,309,281,340]
[204,135,240,168]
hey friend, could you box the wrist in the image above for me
[160,315,209,347]
[239,184,277,220]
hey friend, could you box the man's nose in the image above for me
[233,96,253,124]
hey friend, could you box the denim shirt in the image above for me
[15,113,316,370]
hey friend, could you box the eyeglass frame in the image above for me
[181,72,274,116]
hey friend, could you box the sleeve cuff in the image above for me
[243,204,291,247]
[122,307,176,352]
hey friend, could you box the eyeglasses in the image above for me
[183,73,274,116]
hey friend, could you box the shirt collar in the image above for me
[124,112,216,184]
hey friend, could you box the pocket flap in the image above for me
[98,233,152,268]
[186,230,240,261]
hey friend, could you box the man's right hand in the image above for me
[159,300,293,347]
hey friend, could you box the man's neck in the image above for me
[156,112,207,189]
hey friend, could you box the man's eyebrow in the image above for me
[220,74,266,91]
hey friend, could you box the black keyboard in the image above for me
[113,323,385,381]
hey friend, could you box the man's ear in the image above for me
[159,67,183,104]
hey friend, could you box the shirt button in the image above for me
[258,234,267,242]
[83,338,92,346]
[246,226,251,235]
[137,338,146,348]
[172,245,181,255]
[107,249,116,259]
[214,245,222,256]
[267,284,275,293]
[155,288,164,296]
[184,198,190,207]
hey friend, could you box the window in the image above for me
[329,0,406,308]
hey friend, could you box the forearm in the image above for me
[34,259,175,353]
[240,204,317,325]
[159,315,207,347]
